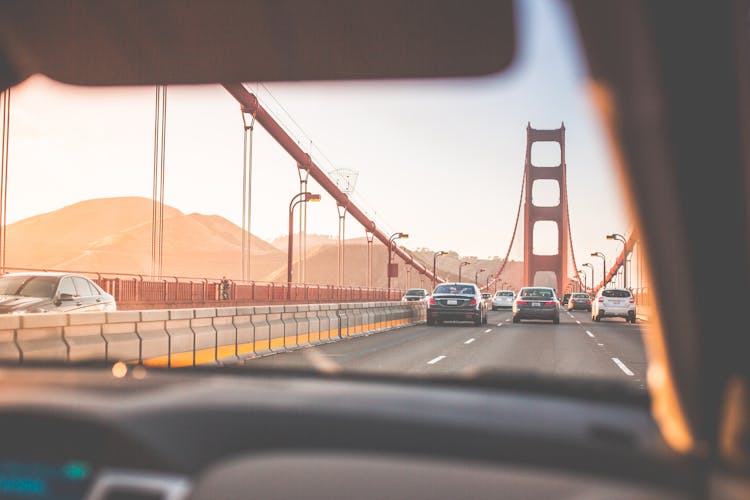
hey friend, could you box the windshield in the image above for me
[0,275,58,298]
[0,0,649,393]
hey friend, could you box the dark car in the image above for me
[0,272,117,314]
[567,292,592,311]
[512,286,560,324]
[401,288,429,302]
[562,293,571,307]
[427,283,486,326]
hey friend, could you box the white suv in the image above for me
[592,288,636,323]
[492,290,515,310]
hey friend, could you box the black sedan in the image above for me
[512,287,560,324]
[426,283,487,326]
[0,272,117,314]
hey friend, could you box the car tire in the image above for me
[594,313,602,322]
[553,315,560,324]
[427,316,434,326]
[512,315,520,323]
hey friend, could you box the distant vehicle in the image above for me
[427,282,486,326]
[567,292,592,311]
[492,290,515,310]
[401,288,429,302]
[562,293,571,306]
[481,293,492,308]
[592,288,636,323]
[512,287,560,324]
[0,272,117,314]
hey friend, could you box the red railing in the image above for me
[1,266,405,309]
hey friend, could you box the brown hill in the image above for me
[5,197,285,280]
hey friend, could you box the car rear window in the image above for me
[602,289,631,298]
[405,289,426,296]
[573,293,589,298]
[496,291,514,297]
[434,284,475,295]
[520,288,554,298]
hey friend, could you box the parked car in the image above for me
[427,283,486,326]
[567,293,592,311]
[592,288,636,323]
[561,293,571,307]
[512,287,560,324]
[491,290,515,310]
[0,272,117,314]
[401,288,429,302]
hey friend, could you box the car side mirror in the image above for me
[58,292,76,301]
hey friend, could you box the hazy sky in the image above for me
[5,0,631,268]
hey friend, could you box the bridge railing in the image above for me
[1,266,405,309]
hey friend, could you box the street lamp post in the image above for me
[590,252,606,289]
[387,232,408,291]
[458,261,470,282]
[607,233,628,289]
[288,192,321,293]
[578,269,587,293]
[432,251,447,291]
[582,263,594,293]
[475,268,486,285]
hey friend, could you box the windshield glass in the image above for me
[0,0,649,392]
[0,275,58,298]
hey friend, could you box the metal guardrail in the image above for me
[1,266,405,309]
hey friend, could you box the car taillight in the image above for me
[544,301,556,306]
[468,298,477,305]
[629,298,635,303]
[516,300,528,305]
[598,298,604,302]
[428,296,436,305]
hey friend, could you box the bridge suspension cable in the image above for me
[151,84,167,279]
[490,161,528,287]
[0,88,9,273]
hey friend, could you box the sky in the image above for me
[3,0,632,271]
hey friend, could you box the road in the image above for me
[246,308,648,390]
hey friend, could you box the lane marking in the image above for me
[484,328,492,333]
[597,343,604,346]
[505,319,510,322]
[612,357,634,376]
[427,355,446,365]
[464,338,475,345]
[585,330,594,338]
[575,320,581,324]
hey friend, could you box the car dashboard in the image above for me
[0,365,696,499]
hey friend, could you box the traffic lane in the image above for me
[244,315,499,374]
[245,309,643,388]
[566,309,648,387]
[436,309,628,381]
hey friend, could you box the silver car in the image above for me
[492,290,515,310]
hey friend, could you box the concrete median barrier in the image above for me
[3,301,424,367]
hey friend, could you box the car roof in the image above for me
[1,271,69,278]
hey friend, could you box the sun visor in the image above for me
[0,0,515,89]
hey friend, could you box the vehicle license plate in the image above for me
[532,302,540,307]
[447,299,458,305]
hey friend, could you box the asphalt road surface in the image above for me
[246,308,648,390]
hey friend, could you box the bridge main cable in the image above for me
[222,83,441,285]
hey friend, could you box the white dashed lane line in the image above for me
[612,357,635,376]
[575,320,581,325]
[427,355,446,365]
[464,338,475,345]
[484,328,492,333]
[585,330,594,338]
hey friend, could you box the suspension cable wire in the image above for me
[151,85,167,278]
[0,89,9,272]
[241,111,256,281]
[158,85,167,278]
[563,168,585,290]
[491,161,528,284]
